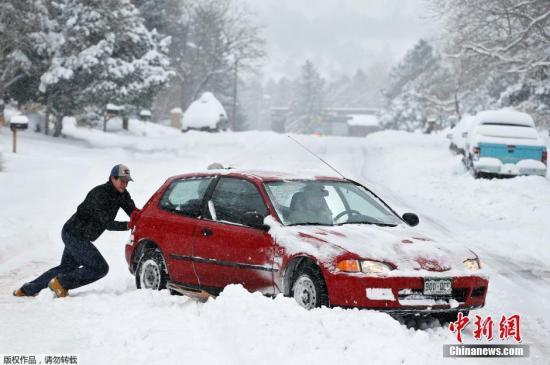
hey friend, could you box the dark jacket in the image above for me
[63,181,136,241]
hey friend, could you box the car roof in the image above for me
[474,110,535,127]
[168,169,347,183]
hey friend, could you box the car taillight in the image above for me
[543,149,547,165]
[473,146,480,155]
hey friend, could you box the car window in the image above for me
[337,185,391,221]
[159,177,214,217]
[265,180,400,226]
[209,177,268,225]
[324,185,345,215]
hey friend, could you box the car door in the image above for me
[193,177,275,294]
[155,176,214,286]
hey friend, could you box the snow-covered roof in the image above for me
[171,169,343,183]
[170,107,182,114]
[474,109,534,127]
[347,114,379,127]
[183,92,227,129]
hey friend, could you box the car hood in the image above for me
[265,216,481,276]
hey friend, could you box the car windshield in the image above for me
[264,180,401,226]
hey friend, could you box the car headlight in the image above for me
[337,259,392,273]
[464,258,481,271]
[361,260,392,273]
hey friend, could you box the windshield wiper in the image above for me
[287,222,334,227]
[337,221,397,227]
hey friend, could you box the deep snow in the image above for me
[1,121,549,364]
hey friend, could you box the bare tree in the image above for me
[146,0,265,123]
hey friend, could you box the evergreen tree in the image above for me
[0,0,56,107]
[40,0,171,135]
[381,39,459,130]
[288,60,325,134]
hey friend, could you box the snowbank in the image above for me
[183,92,227,129]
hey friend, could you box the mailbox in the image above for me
[9,115,29,130]
[139,109,152,121]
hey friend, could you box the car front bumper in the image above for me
[325,273,488,312]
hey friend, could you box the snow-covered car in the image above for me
[125,170,488,321]
[448,115,474,154]
[181,92,230,132]
[464,110,547,178]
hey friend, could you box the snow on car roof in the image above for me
[474,109,535,127]
[170,168,345,182]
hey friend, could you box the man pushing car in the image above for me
[14,164,140,298]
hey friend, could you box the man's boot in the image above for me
[48,277,69,298]
[13,288,37,297]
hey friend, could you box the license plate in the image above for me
[423,278,452,295]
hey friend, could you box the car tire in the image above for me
[135,248,169,290]
[291,264,329,309]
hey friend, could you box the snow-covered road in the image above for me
[1,122,548,364]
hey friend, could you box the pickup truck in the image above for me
[464,110,547,178]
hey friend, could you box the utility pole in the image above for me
[231,59,238,130]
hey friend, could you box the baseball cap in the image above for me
[110,164,133,182]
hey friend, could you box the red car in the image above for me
[126,169,488,321]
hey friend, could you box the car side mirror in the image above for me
[402,213,419,227]
[241,211,270,231]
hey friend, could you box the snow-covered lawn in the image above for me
[1,122,548,364]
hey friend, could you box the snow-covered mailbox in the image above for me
[182,92,229,132]
[9,115,29,130]
[104,104,123,131]
[139,109,152,122]
[9,114,29,153]
[105,104,122,118]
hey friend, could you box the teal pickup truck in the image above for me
[464,110,547,178]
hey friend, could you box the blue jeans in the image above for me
[21,228,109,296]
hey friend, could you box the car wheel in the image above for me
[136,249,168,290]
[291,265,329,309]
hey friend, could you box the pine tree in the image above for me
[0,0,55,107]
[288,60,325,134]
[381,40,460,130]
[40,0,171,135]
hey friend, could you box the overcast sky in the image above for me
[238,0,438,80]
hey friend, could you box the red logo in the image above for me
[473,315,493,341]
[449,312,470,343]
[449,314,522,343]
[499,314,521,342]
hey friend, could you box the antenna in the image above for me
[287,135,347,179]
